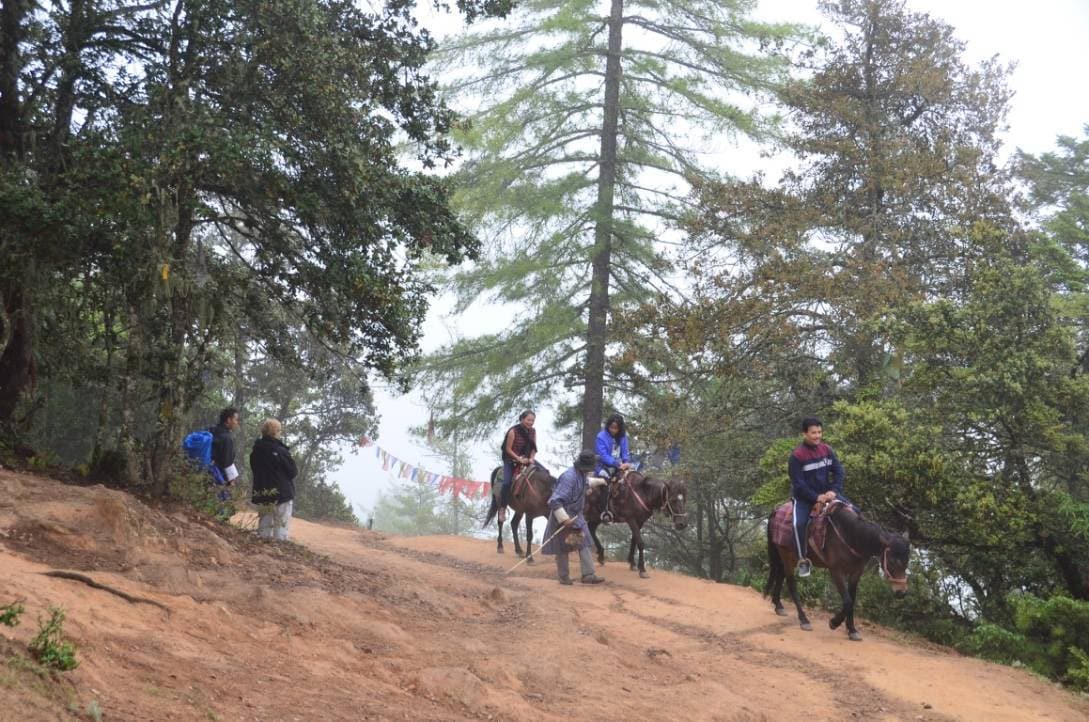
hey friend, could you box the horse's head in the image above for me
[881,532,910,597]
[661,477,688,530]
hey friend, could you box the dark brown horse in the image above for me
[483,464,553,564]
[586,469,688,578]
[766,500,910,641]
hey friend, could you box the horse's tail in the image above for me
[483,466,503,528]
[765,512,784,598]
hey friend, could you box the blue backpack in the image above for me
[182,430,224,483]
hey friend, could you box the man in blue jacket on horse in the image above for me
[789,416,855,577]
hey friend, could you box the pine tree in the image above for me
[684,0,1014,394]
[418,0,799,446]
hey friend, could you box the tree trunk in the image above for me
[581,0,624,450]
[0,0,28,159]
[0,287,34,423]
[118,305,144,486]
[0,1,32,425]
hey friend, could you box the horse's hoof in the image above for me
[848,631,862,642]
[829,618,841,630]
[525,556,535,565]
[775,607,788,617]
[639,571,649,579]
[629,564,637,572]
[800,622,813,631]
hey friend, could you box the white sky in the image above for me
[331,0,1089,518]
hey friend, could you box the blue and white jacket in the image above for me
[594,429,630,475]
[788,442,845,506]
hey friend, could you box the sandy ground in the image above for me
[1,468,1087,721]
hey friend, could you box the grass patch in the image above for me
[28,607,78,671]
[0,601,24,627]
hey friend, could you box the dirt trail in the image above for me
[1,469,1087,721]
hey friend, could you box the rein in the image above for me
[881,547,907,584]
[620,469,651,513]
[622,470,687,524]
[825,504,907,583]
[514,464,543,502]
[663,486,687,524]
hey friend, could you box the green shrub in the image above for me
[28,607,78,672]
[854,569,972,648]
[169,466,234,520]
[0,602,24,627]
[961,593,1089,690]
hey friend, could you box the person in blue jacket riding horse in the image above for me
[594,413,633,523]
[789,416,855,577]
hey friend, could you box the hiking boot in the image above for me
[558,576,573,585]
[581,574,605,585]
[797,559,812,578]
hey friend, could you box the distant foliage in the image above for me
[961,594,1089,690]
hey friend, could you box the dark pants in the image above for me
[792,498,812,560]
[500,460,516,507]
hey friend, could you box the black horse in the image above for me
[585,469,688,578]
[766,500,910,641]
[483,464,553,563]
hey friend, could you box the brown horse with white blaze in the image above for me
[585,469,688,578]
[766,500,910,641]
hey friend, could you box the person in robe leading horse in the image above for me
[541,450,607,585]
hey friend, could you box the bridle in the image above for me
[617,470,686,525]
[653,476,686,526]
[825,503,907,584]
[881,546,908,584]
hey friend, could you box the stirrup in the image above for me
[797,559,812,578]
[601,510,613,524]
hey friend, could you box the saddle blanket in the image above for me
[770,501,829,555]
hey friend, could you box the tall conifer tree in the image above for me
[419,0,798,446]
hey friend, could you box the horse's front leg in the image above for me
[828,569,856,639]
[784,571,811,631]
[769,549,787,616]
[629,520,648,578]
[590,522,606,565]
[524,515,535,564]
[845,574,862,641]
[512,511,524,557]
[497,518,505,554]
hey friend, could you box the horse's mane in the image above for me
[831,504,888,554]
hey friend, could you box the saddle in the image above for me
[512,464,537,500]
[597,470,631,524]
[770,501,833,559]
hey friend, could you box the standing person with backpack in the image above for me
[209,407,241,517]
[209,407,241,482]
[250,418,298,541]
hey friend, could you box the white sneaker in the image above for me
[797,559,812,577]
